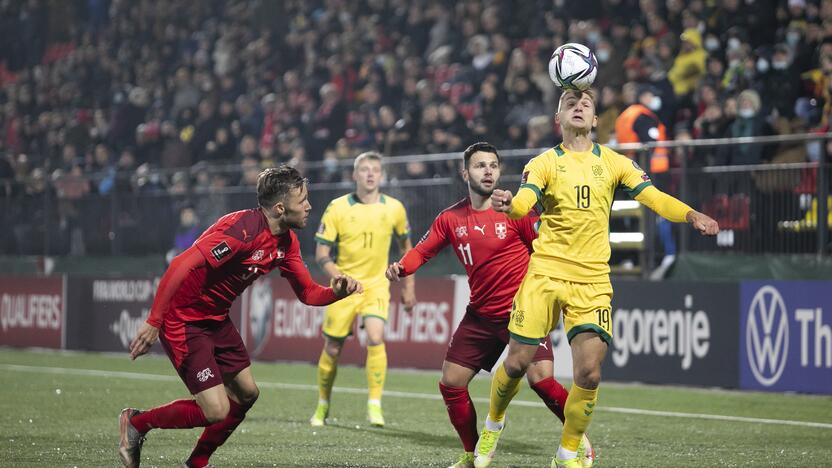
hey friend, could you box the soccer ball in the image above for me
[548,43,598,91]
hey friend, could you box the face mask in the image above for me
[727,37,741,51]
[705,37,720,51]
[772,60,788,70]
[648,96,662,111]
[596,49,611,63]
[738,108,755,118]
[756,58,769,73]
[786,32,801,45]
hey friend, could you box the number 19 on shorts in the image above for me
[595,308,611,332]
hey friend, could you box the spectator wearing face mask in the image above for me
[759,44,800,118]
[716,89,774,165]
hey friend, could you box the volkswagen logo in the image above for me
[746,286,789,386]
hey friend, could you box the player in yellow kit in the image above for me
[472,90,719,468]
[310,151,416,428]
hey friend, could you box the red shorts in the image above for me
[445,309,554,373]
[160,318,250,395]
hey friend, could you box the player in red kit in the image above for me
[385,143,592,468]
[118,166,361,468]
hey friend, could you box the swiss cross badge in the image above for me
[455,226,468,238]
[495,222,507,239]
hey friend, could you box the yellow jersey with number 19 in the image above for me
[511,143,659,283]
[315,193,411,290]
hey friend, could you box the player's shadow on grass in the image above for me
[325,422,543,456]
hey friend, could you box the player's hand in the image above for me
[386,262,403,282]
[332,275,363,298]
[492,189,513,213]
[687,210,720,236]
[401,283,417,313]
[129,322,160,360]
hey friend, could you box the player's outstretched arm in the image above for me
[130,246,206,360]
[397,237,417,312]
[635,185,719,235]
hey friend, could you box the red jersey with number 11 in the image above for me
[398,198,538,322]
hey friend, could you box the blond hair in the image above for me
[353,151,383,171]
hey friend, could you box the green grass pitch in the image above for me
[1,348,830,467]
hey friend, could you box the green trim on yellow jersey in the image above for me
[624,180,653,198]
[510,332,543,345]
[520,183,543,202]
[554,143,601,157]
[315,235,336,246]
[566,324,612,345]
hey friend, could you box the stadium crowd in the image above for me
[0,0,830,255]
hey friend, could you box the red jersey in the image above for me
[399,198,538,322]
[147,209,337,327]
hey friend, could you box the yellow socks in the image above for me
[560,383,598,451]
[487,364,522,423]
[366,343,387,401]
[317,349,338,401]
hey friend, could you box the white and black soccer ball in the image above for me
[548,43,598,91]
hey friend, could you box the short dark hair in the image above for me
[463,142,500,168]
[256,165,306,208]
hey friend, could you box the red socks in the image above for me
[439,382,478,452]
[130,399,210,433]
[185,398,251,468]
[531,377,569,423]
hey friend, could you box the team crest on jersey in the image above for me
[495,222,507,239]
[251,250,265,261]
[592,165,603,176]
[211,241,232,261]
[512,309,525,327]
[455,226,468,238]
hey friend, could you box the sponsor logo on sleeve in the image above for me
[210,241,232,261]
[317,222,326,234]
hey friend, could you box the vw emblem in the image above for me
[746,286,789,386]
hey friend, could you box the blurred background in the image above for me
[0,0,829,278]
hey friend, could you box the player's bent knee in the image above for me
[202,399,231,423]
[241,386,260,407]
[573,367,601,389]
[503,358,529,378]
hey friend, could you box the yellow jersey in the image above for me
[509,143,691,283]
[315,193,411,289]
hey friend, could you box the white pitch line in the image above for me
[4,363,832,430]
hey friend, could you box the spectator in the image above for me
[716,89,774,165]
[668,28,707,101]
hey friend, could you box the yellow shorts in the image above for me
[322,286,390,339]
[508,273,613,345]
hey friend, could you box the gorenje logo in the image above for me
[611,294,710,370]
[746,285,789,386]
